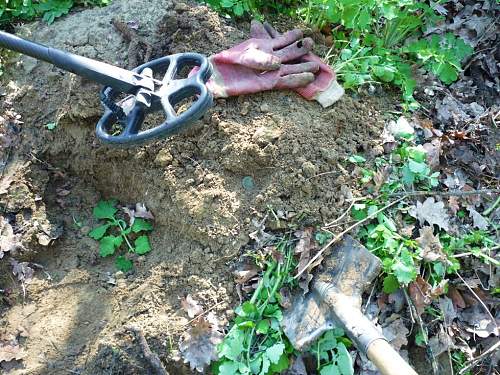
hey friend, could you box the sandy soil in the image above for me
[0,1,397,373]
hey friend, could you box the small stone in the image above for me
[154,149,173,167]
[252,126,282,145]
[301,161,317,178]
[240,102,250,115]
[174,2,188,11]
[185,178,195,185]
[260,103,270,112]
[114,271,125,280]
[80,226,91,235]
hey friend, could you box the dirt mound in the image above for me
[0,1,395,373]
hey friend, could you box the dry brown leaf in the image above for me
[0,176,13,195]
[448,196,460,214]
[423,139,441,170]
[233,266,259,285]
[409,276,433,315]
[0,343,26,362]
[181,295,203,318]
[409,197,450,231]
[135,203,155,220]
[179,313,223,373]
[10,259,34,283]
[373,166,391,192]
[467,207,489,230]
[382,318,409,351]
[417,226,447,262]
[462,184,482,206]
[279,287,292,309]
[0,218,23,258]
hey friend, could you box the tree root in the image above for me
[125,325,168,375]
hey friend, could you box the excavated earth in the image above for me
[0,0,397,373]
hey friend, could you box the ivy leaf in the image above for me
[134,235,151,255]
[383,274,400,294]
[218,361,239,375]
[115,255,133,272]
[93,199,117,220]
[337,342,354,375]
[321,364,341,375]
[348,155,366,164]
[265,342,285,364]
[99,235,123,257]
[219,329,245,361]
[131,218,153,233]
[392,249,417,285]
[88,224,110,240]
[269,353,289,373]
[256,319,270,334]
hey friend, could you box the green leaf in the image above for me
[269,353,289,372]
[218,361,240,375]
[348,155,366,164]
[256,319,270,334]
[260,356,270,375]
[408,160,427,174]
[115,255,133,272]
[337,342,354,375]
[134,235,151,255]
[99,235,123,257]
[89,224,110,240]
[131,218,153,233]
[219,330,245,361]
[265,342,285,364]
[392,249,417,285]
[383,274,400,294]
[321,364,341,375]
[93,199,117,220]
[233,2,244,16]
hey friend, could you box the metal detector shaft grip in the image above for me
[0,31,143,93]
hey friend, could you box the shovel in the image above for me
[282,235,418,375]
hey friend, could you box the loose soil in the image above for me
[0,1,397,374]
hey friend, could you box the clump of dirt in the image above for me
[0,0,396,373]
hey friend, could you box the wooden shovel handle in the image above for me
[367,339,418,375]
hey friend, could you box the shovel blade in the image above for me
[282,235,382,351]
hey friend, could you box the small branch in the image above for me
[455,272,499,336]
[458,340,500,375]
[181,300,225,329]
[323,198,360,228]
[294,197,406,280]
[389,189,499,198]
[483,196,500,217]
[125,325,168,375]
[403,289,439,375]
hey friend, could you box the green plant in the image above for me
[213,237,296,374]
[309,329,353,375]
[88,199,153,272]
[0,0,111,25]
[214,234,353,374]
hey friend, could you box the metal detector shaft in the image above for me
[0,30,151,93]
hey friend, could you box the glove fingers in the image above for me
[280,62,319,75]
[213,48,281,70]
[275,37,314,62]
[276,72,315,90]
[250,20,272,39]
[271,29,303,50]
[263,22,281,38]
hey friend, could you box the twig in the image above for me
[459,340,500,375]
[323,198,360,228]
[125,325,168,375]
[403,289,440,375]
[181,300,225,329]
[389,189,499,198]
[455,272,499,336]
[294,197,405,280]
[484,196,500,217]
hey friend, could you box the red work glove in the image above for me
[204,29,320,97]
[250,21,344,107]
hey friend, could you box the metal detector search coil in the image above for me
[0,31,213,146]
